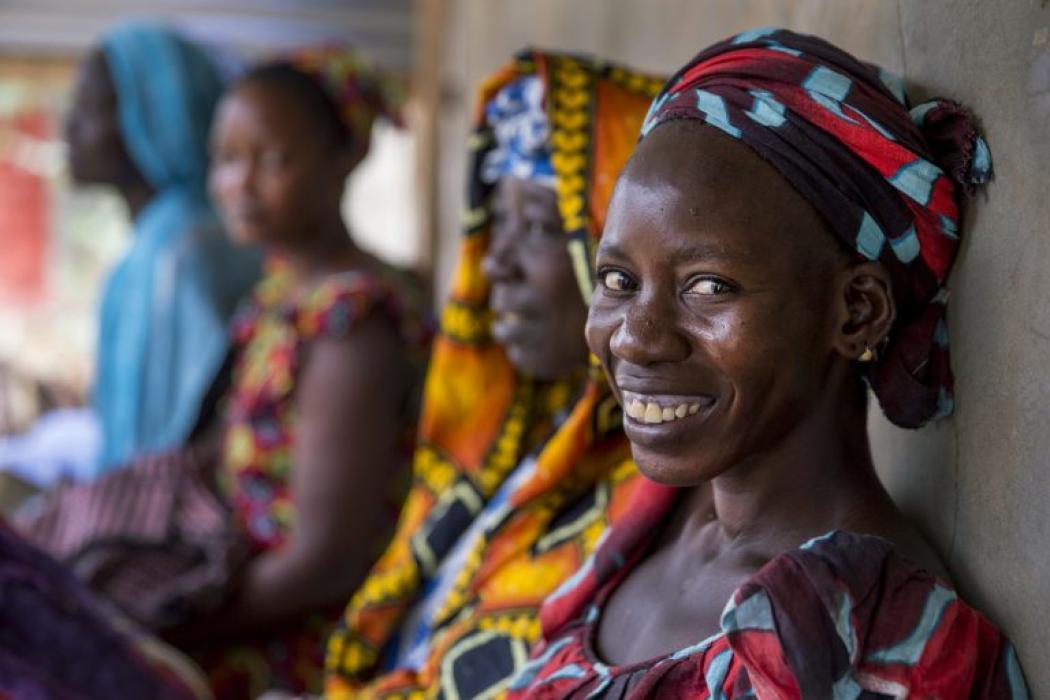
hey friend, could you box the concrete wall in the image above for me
[431,0,1050,693]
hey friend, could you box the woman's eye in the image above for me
[527,219,559,237]
[212,148,235,166]
[600,269,636,292]
[684,277,734,296]
[259,150,287,169]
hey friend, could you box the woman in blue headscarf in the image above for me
[66,23,260,472]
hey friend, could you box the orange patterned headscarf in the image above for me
[324,49,663,697]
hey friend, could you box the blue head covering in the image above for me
[480,76,555,187]
[94,23,261,470]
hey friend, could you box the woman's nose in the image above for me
[609,291,690,365]
[481,225,522,282]
[224,158,256,196]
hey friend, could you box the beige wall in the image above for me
[431,0,1050,693]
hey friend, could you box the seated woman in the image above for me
[323,52,665,699]
[0,23,260,484]
[507,29,1028,698]
[171,48,430,697]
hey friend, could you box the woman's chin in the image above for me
[635,463,707,488]
[629,443,727,488]
[225,224,267,247]
[504,342,584,382]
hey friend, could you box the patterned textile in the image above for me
[323,50,665,699]
[507,480,1029,699]
[480,76,555,187]
[221,259,424,551]
[193,258,427,698]
[285,46,405,161]
[0,520,211,700]
[15,443,250,631]
[641,27,992,429]
[97,23,261,470]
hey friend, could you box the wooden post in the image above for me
[410,0,449,294]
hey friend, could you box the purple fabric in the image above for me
[0,521,199,699]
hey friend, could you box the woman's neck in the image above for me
[278,216,365,283]
[118,178,155,220]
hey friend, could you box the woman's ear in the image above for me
[833,261,896,361]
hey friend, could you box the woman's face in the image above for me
[482,176,590,380]
[209,81,348,246]
[587,122,849,486]
[64,51,137,186]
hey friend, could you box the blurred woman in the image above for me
[72,23,261,471]
[165,48,428,697]
[324,50,665,700]
[507,29,1026,699]
[0,23,259,485]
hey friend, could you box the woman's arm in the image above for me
[170,314,411,643]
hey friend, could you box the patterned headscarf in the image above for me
[641,27,992,429]
[280,45,404,161]
[480,75,556,186]
[324,50,664,697]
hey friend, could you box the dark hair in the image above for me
[237,62,351,149]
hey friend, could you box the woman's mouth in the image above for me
[620,390,716,426]
[495,311,524,324]
[490,310,531,342]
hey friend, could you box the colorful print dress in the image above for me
[194,259,427,699]
[506,480,1029,699]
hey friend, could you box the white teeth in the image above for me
[625,396,707,424]
[627,399,645,419]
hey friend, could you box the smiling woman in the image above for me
[591,121,860,488]
[506,28,1027,700]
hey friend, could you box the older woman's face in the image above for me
[587,122,847,486]
[482,176,590,380]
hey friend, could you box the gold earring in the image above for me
[858,345,875,362]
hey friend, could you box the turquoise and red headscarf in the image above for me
[641,27,992,428]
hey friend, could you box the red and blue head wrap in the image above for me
[641,27,992,428]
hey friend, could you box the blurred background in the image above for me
[0,0,419,431]
[1,0,1048,694]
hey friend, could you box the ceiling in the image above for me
[0,0,415,72]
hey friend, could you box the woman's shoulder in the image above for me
[727,530,1026,698]
[294,262,430,344]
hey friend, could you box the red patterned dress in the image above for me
[196,259,426,698]
[507,480,1028,699]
